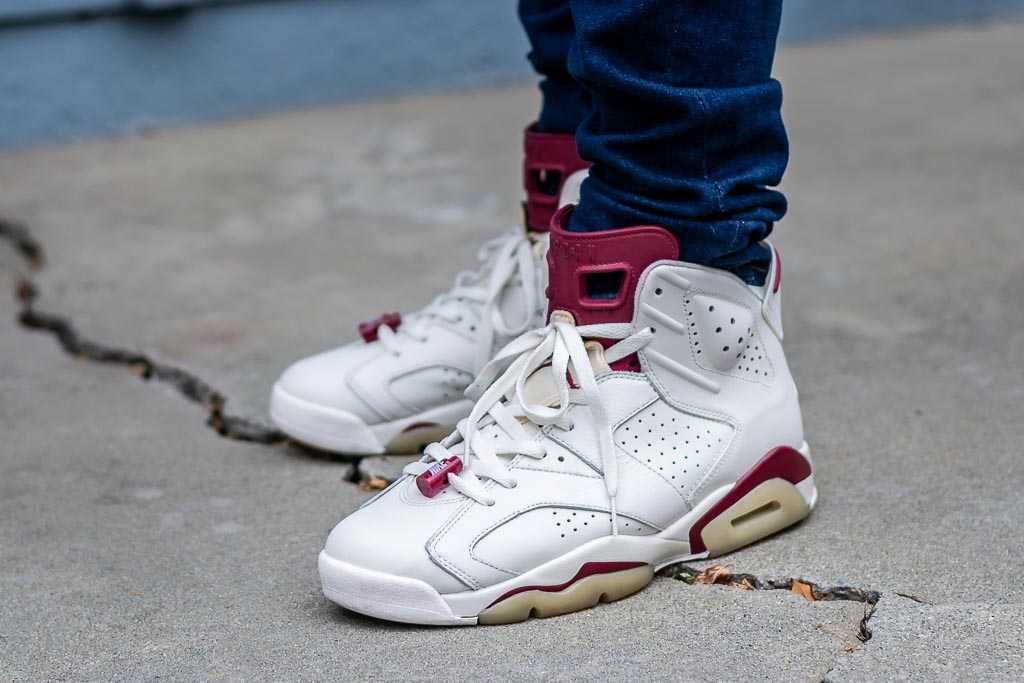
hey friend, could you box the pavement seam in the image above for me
[0,216,289,446]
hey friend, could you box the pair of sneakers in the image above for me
[270,127,816,625]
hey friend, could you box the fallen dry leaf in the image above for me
[791,580,817,602]
[695,564,733,585]
[359,477,389,491]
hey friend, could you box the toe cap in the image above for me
[275,343,380,423]
[322,483,469,594]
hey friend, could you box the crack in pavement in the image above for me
[659,564,891,682]
[660,564,882,655]
[1,216,288,445]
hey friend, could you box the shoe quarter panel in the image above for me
[426,464,611,590]
[614,397,734,508]
[347,326,476,419]
[634,263,805,500]
[548,377,689,528]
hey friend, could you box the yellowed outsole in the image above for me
[476,477,812,625]
[384,424,455,455]
[478,565,655,625]
[701,478,811,557]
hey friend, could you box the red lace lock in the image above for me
[416,456,463,498]
[358,312,401,342]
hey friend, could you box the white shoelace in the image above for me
[404,319,655,534]
[376,231,541,371]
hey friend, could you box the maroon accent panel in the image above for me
[358,312,401,343]
[595,338,641,373]
[609,353,642,373]
[688,446,812,554]
[523,125,590,232]
[487,561,648,608]
[545,205,679,325]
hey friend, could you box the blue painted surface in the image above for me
[0,1,531,147]
[1,0,1023,148]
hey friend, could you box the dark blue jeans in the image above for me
[518,0,788,284]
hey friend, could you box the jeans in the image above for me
[517,0,788,285]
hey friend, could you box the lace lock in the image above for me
[358,312,401,342]
[416,456,463,498]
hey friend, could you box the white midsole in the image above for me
[319,442,817,624]
[270,382,470,454]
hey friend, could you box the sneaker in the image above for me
[270,127,589,454]
[317,206,817,624]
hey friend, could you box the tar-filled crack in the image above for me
[1,217,288,445]
[660,564,882,644]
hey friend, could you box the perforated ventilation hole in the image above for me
[615,401,733,497]
[684,295,774,380]
[549,509,654,539]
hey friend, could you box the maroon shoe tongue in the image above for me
[523,126,591,232]
[545,206,679,325]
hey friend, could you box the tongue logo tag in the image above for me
[416,456,463,498]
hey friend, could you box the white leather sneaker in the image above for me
[317,206,817,624]
[270,127,590,454]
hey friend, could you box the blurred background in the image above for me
[3,0,1024,148]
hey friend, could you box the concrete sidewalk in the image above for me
[2,22,1023,681]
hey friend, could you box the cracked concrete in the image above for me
[2,21,1024,681]
[660,565,881,643]
[1,217,286,445]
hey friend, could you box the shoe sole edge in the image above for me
[270,383,470,455]
[319,443,817,625]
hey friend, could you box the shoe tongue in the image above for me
[545,206,678,325]
[518,341,611,406]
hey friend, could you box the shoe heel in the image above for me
[688,445,816,557]
[699,477,813,556]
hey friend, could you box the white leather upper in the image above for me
[323,246,804,591]
[275,231,548,426]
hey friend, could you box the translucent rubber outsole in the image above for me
[478,565,655,625]
[476,475,814,624]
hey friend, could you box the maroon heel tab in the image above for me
[545,206,679,325]
[523,124,590,232]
